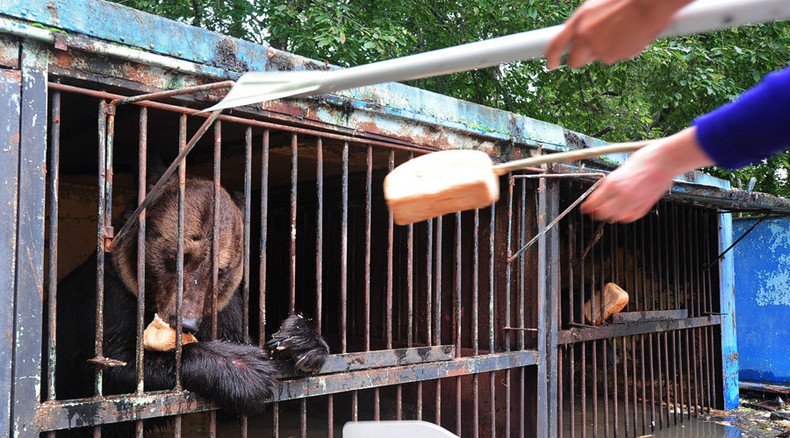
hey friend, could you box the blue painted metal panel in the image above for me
[11,42,48,438]
[719,213,740,410]
[0,66,21,438]
[734,216,790,386]
[0,0,268,72]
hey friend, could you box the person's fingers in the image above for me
[567,43,597,68]
[545,23,577,69]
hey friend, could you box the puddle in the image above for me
[653,416,742,437]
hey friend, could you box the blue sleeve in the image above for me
[692,65,790,170]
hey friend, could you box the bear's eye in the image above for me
[218,267,227,278]
[189,234,203,242]
[148,229,162,240]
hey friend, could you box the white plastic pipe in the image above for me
[207,0,790,111]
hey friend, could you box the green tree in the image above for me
[114,0,790,196]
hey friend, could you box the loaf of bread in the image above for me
[143,313,198,352]
[583,282,630,325]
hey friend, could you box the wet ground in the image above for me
[149,397,790,437]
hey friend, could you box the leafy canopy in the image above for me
[115,0,790,196]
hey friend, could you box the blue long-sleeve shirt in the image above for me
[693,65,790,170]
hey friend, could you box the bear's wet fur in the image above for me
[55,175,328,437]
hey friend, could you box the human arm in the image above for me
[545,0,692,69]
[580,127,712,223]
[582,65,790,222]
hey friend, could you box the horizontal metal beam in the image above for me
[276,350,538,401]
[556,316,721,345]
[611,309,688,324]
[273,345,455,378]
[34,350,535,432]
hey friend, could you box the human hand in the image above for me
[545,0,691,69]
[580,127,714,223]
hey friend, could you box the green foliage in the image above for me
[113,0,790,196]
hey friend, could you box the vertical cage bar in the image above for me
[341,142,348,353]
[209,119,222,438]
[134,107,147,438]
[579,203,586,438]
[387,151,395,350]
[259,130,269,347]
[289,133,298,314]
[611,224,620,438]
[46,90,61,405]
[569,215,575,438]
[473,208,480,438]
[240,127,252,438]
[505,176,513,438]
[300,399,307,438]
[600,227,609,438]
[591,215,598,438]
[434,215,443,427]
[407,152,415,348]
[455,210,462,435]
[94,101,108,415]
[173,114,188,438]
[489,202,496,438]
[315,137,323,334]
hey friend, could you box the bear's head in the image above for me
[113,176,244,333]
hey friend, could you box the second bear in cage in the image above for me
[55,174,329,436]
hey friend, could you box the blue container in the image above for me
[734,216,790,386]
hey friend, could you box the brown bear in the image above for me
[55,175,328,437]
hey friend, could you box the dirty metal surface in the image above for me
[276,351,539,401]
[11,42,48,438]
[612,309,689,323]
[556,316,722,345]
[0,67,21,438]
[734,216,790,386]
[719,213,740,410]
[308,345,455,375]
[0,34,19,69]
[0,0,267,73]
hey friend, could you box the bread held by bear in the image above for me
[143,313,198,352]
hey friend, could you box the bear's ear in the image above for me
[229,190,245,212]
[145,151,168,191]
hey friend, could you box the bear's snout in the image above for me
[168,315,200,334]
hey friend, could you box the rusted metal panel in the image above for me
[34,351,536,432]
[719,213,740,410]
[11,42,48,438]
[309,345,455,375]
[0,0,267,72]
[734,217,790,386]
[0,34,19,68]
[538,179,560,437]
[0,67,21,438]
[276,351,539,401]
[34,391,217,432]
[556,316,721,345]
[612,309,689,323]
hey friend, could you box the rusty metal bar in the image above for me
[612,310,688,323]
[365,145,372,352]
[289,133,297,315]
[206,120,221,437]
[48,82,433,153]
[454,210,462,435]
[46,90,60,406]
[173,114,188,438]
[509,176,604,263]
[315,136,323,336]
[259,130,270,346]
[569,214,576,438]
[591,213,598,438]
[611,224,620,438]
[408,152,415,349]
[435,213,443,427]
[35,351,539,432]
[488,203,496,438]
[134,107,148,438]
[111,81,235,106]
[93,102,108,418]
[243,128,252,344]
[473,207,480,438]
[556,316,720,345]
[341,141,348,353]
[580,200,586,438]
[388,151,395,352]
